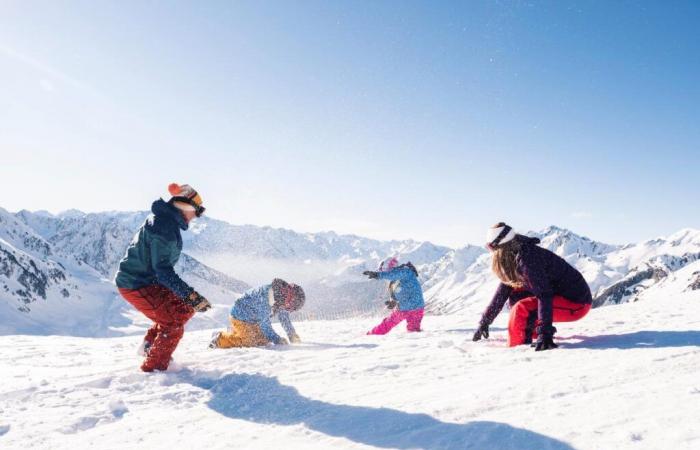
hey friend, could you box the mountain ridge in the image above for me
[2,206,699,336]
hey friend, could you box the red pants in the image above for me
[508,296,591,347]
[118,285,194,372]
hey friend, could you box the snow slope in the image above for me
[0,208,127,336]
[1,264,698,450]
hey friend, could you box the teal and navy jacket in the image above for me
[231,284,297,344]
[115,199,194,300]
[378,265,425,311]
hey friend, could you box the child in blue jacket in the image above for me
[363,257,425,335]
[210,279,305,348]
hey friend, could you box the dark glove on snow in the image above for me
[472,323,490,341]
[533,325,558,351]
[185,291,212,312]
[385,300,398,309]
[363,271,379,279]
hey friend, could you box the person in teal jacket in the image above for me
[363,257,425,335]
[210,279,305,348]
[116,183,211,372]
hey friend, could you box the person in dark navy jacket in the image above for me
[473,223,592,351]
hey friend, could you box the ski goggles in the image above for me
[172,197,206,217]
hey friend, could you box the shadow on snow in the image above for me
[268,341,379,351]
[442,327,506,335]
[559,330,700,350]
[184,371,575,450]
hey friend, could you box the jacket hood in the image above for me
[514,234,541,246]
[151,199,188,230]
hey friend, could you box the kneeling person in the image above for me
[211,279,305,348]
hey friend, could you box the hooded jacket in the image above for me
[377,263,425,311]
[115,199,194,300]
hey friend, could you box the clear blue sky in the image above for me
[1,1,699,247]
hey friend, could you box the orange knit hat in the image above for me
[168,183,205,216]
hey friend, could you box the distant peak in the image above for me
[666,228,700,242]
[541,225,568,234]
[58,209,86,218]
[17,209,55,218]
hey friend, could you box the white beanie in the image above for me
[486,224,516,248]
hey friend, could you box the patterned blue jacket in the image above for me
[378,265,425,311]
[230,284,297,344]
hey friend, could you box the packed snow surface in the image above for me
[1,283,699,450]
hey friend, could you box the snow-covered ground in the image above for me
[2,281,699,450]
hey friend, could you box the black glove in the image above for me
[185,291,212,312]
[363,271,379,279]
[533,325,558,351]
[472,323,490,341]
[385,300,398,309]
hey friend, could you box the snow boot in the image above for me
[137,339,152,357]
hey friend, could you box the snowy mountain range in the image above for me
[0,208,249,336]
[1,205,698,336]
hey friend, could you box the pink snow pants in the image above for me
[368,308,424,335]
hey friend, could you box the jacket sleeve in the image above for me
[480,283,513,326]
[277,310,297,338]
[518,252,554,328]
[259,315,284,344]
[377,267,408,282]
[149,234,194,300]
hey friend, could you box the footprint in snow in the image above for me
[78,377,113,389]
[59,400,129,434]
[437,340,454,348]
[60,416,100,434]
[109,399,128,418]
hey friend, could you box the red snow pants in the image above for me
[118,285,194,372]
[508,295,591,347]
